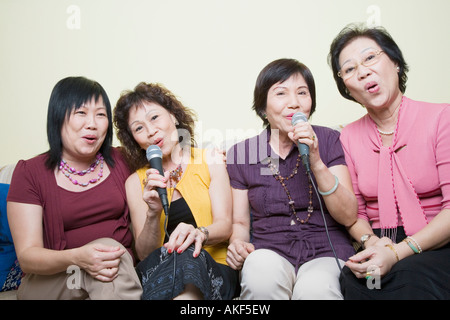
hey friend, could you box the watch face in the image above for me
[361,234,372,246]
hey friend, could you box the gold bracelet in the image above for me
[385,244,399,261]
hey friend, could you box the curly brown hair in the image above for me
[113,82,197,172]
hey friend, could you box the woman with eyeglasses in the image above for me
[329,24,450,299]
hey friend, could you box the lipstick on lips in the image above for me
[286,113,295,122]
[153,138,164,148]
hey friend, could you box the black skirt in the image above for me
[136,245,238,300]
[340,227,450,300]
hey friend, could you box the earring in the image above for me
[396,66,400,72]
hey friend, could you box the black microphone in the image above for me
[291,112,311,173]
[146,145,169,215]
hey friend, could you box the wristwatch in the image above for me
[197,226,209,246]
[360,233,375,249]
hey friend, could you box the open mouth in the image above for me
[153,138,163,148]
[365,82,379,93]
[83,135,97,144]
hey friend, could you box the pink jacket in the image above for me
[340,96,450,236]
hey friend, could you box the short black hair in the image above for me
[328,23,409,102]
[46,76,114,169]
[253,58,316,127]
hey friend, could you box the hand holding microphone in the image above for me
[290,112,316,173]
[145,146,200,256]
[145,145,169,216]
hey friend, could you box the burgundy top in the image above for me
[226,126,355,269]
[7,148,134,257]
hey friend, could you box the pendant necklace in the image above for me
[168,164,183,188]
[267,154,314,225]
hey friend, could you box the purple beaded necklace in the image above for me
[59,153,104,187]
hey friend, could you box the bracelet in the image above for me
[403,236,422,254]
[408,236,422,253]
[385,244,399,261]
[197,226,209,246]
[318,175,339,196]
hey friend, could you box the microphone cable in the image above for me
[307,171,343,274]
[162,205,170,239]
[162,205,178,298]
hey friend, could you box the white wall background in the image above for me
[1,0,449,164]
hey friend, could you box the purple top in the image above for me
[226,126,355,269]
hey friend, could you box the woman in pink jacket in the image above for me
[328,24,450,299]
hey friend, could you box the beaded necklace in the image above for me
[59,153,104,187]
[168,164,183,188]
[377,128,394,135]
[267,154,314,225]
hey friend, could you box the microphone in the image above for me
[291,112,311,173]
[146,145,169,215]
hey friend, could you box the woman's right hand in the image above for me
[345,243,398,279]
[142,168,169,214]
[226,239,255,270]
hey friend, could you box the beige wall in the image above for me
[1,0,449,165]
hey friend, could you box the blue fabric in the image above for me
[0,183,21,291]
[0,183,13,245]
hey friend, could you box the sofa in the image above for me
[0,163,20,299]
[0,125,350,301]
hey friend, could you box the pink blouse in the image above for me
[340,96,450,236]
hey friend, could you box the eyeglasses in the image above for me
[338,50,384,80]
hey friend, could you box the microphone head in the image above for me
[291,112,308,126]
[146,145,163,161]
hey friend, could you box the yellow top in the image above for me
[136,147,228,265]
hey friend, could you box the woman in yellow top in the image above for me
[113,82,237,300]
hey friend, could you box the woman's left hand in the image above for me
[345,244,398,279]
[164,223,206,258]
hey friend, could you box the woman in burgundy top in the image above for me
[226,59,357,299]
[7,77,142,299]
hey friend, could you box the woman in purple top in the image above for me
[226,58,357,299]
